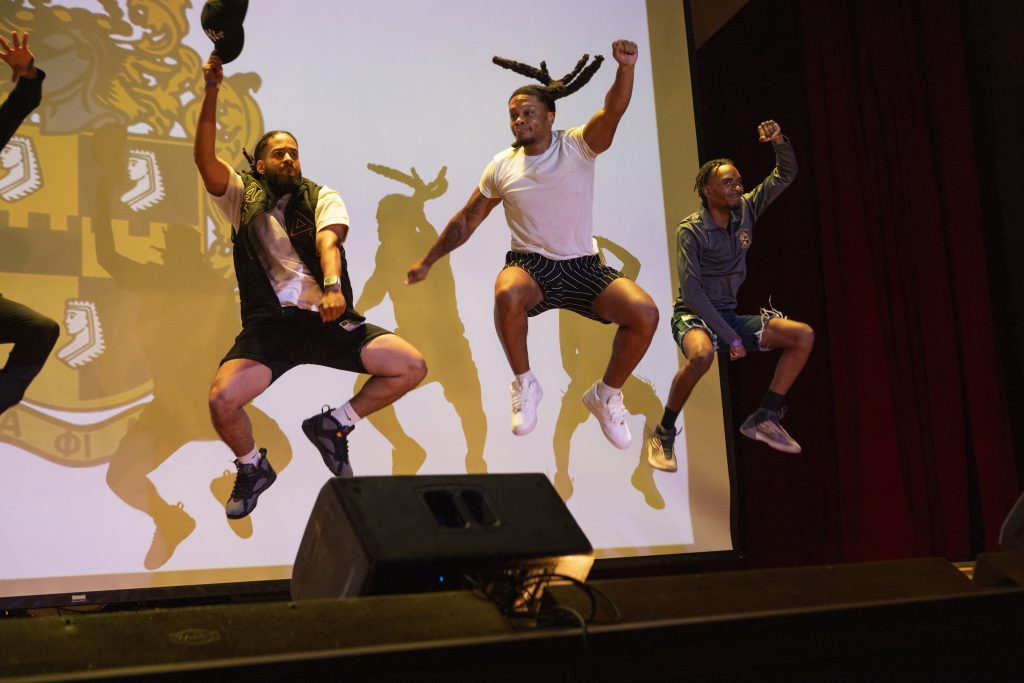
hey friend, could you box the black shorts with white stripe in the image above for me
[503,250,624,324]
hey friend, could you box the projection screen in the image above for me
[0,0,731,604]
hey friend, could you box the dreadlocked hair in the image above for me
[243,130,298,176]
[694,158,734,206]
[493,52,605,111]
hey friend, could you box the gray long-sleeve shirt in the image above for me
[674,139,798,344]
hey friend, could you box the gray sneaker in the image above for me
[739,409,802,454]
[302,406,355,476]
[644,424,679,472]
[225,449,277,519]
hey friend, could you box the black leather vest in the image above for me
[233,173,360,325]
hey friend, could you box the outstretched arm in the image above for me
[581,39,637,155]
[193,53,232,196]
[406,188,500,284]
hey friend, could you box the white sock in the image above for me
[330,401,361,427]
[515,370,537,387]
[596,380,621,403]
[237,447,260,466]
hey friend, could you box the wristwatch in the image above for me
[323,275,341,290]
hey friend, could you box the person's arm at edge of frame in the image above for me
[0,31,45,148]
[193,52,231,197]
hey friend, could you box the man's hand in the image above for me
[319,289,347,322]
[611,39,638,66]
[0,32,37,82]
[406,258,431,285]
[757,119,782,143]
[729,342,747,361]
[203,52,224,89]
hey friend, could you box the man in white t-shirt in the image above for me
[407,39,658,450]
[195,54,426,520]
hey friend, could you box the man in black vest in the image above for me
[195,54,426,520]
[0,31,59,416]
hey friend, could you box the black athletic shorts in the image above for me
[221,308,391,383]
[502,250,624,323]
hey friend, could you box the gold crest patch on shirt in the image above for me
[737,229,752,249]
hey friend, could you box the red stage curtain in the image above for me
[691,0,1019,564]
[797,0,1019,560]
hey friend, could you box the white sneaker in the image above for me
[583,382,631,449]
[510,376,542,435]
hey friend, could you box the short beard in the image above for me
[511,133,533,150]
[265,169,301,197]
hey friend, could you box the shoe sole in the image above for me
[645,439,678,472]
[740,421,802,454]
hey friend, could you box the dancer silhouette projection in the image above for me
[553,236,666,508]
[357,164,488,473]
[93,124,292,568]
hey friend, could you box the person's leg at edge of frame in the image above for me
[494,266,544,436]
[0,296,60,414]
[586,278,659,450]
[208,358,277,518]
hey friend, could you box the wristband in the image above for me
[730,338,743,348]
[205,80,219,90]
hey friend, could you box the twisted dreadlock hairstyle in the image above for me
[694,158,735,207]
[241,130,298,177]
[492,52,605,113]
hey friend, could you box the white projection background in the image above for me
[0,0,730,602]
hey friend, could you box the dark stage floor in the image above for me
[3,554,1024,681]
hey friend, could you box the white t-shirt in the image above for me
[479,127,598,260]
[211,171,350,311]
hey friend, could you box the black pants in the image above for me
[0,295,59,414]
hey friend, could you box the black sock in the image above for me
[659,407,680,432]
[760,389,785,413]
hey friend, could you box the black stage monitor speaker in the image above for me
[291,473,594,600]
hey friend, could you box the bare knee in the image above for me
[794,323,815,353]
[208,381,241,425]
[494,281,534,313]
[404,352,428,389]
[686,349,715,376]
[635,300,660,333]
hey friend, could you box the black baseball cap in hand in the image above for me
[201,0,249,64]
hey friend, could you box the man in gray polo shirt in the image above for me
[646,120,814,472]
